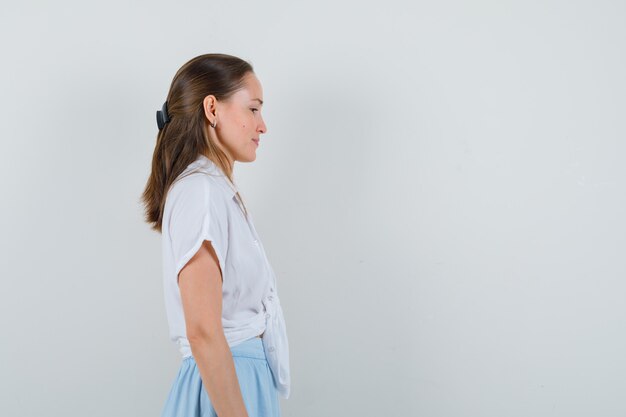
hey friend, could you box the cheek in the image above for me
[232,112,253,131]
[241,112,256,129]
[236,115,246,129]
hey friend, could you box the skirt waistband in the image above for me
[184,336,266,361]
[231,336,266,360]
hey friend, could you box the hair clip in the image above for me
[156,101,170,130]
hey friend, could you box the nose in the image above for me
[258,116,267,134]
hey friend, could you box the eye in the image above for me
[251,108,259,113]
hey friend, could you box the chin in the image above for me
[239,153,257,163]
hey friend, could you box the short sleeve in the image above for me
[166,175,227,284]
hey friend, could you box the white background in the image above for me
[1,1,624,416]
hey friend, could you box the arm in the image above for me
[178,240,248,417]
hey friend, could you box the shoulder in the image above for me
[170,171,210,194]
[165,171,232,221]
[164,156,232,216]
[166,173,211,209]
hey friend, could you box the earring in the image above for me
[210,120,217,128]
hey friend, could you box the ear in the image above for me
[203,95,217,122]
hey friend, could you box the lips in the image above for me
[252,138,259,145]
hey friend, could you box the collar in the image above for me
[194,154,239,200]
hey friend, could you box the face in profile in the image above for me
[204,72,268,164]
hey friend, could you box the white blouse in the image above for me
[161,154,291,399]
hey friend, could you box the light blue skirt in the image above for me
[160,336,281,417]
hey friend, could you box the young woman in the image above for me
[141,53,290,417]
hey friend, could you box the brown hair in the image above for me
[140,53,253,233]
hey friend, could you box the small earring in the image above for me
[210,120,217,128]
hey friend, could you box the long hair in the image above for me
[141,53,253,232]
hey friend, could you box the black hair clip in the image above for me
[156,101,171,130]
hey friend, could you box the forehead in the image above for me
[235,73,263,100]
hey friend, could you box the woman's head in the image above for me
[141,53,265,231]
[203,71,267,164]
[161,53,267,168]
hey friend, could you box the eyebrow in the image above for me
[252,98,264,105]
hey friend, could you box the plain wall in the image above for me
[1,1,624,416]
